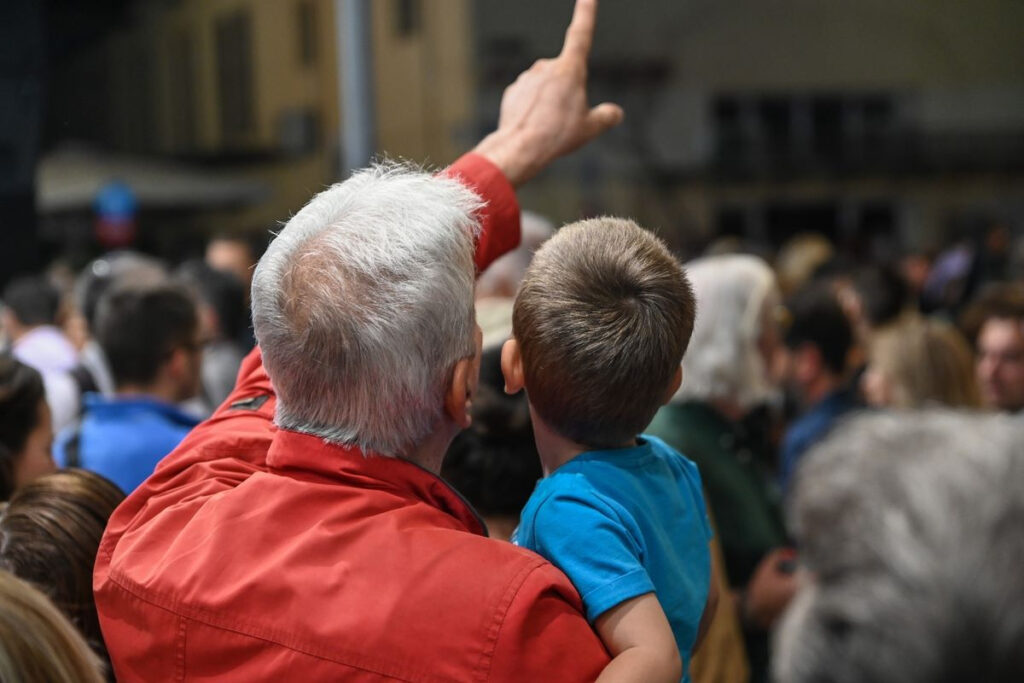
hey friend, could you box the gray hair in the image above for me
[672,254,780,408]
[251,163,482,456]
[774,410,1024,683]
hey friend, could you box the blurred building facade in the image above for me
[46,0,473,238]
[474,0,1024,257]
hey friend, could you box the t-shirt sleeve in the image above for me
[531,487,655,623]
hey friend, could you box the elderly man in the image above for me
[94,1,623,680]
[775,410,1024,682]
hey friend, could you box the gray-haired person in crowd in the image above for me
[776,410,1024,683]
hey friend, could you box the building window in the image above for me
[395,0,421,38]
[297,0,317,66]
[215,9,255,143]
[712,92,899,172]
[167,30,197,149]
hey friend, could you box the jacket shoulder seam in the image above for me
[473,556,551,681]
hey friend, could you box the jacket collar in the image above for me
[266,428,487,537]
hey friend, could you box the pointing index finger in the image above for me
[559,0,597,62]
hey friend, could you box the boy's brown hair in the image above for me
[512,217,696,448]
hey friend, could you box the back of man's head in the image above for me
[95,283,198,392]
[251,164,482,457]
[512,217,695,449]
[776,410,1024,683]
[783,284,852,377]
[3,277,61,329]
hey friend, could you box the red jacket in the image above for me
[94,154,610,682]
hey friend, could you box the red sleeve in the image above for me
[488,563,610,681]
[443,152,522,273]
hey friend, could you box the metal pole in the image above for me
[335,0,376,177]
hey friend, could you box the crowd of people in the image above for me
[1,1,1022,681]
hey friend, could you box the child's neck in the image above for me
[527,404,636,477]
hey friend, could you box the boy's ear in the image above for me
[500,338,525,395]
[444,356,475,429]
[662,365,683,405]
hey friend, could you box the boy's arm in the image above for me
[595,593,682,683]
[524,491,686,682]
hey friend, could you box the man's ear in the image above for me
[662,365,683,405]
[500,338,525,395]
[444,357,475,429]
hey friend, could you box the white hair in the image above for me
[251,163,482,456]
[672,253,779,408]
[775,410,1024,683]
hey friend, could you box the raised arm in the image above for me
[472,0,623,187]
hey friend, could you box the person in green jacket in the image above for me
[647,253,796,683]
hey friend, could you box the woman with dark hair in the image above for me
[0,468,125,671]
[0,355,55,500]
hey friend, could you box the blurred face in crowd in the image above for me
[976,317,1024,412]
[14,400,56,489]
[206,239,255,294]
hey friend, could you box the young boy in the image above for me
[504,218,715,683]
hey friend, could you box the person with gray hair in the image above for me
[775,410,1024,683]
[94,1,625,680]
[647,253,795,683]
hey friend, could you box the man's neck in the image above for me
[404,425,455,474]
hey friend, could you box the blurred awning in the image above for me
[36,145,269,213]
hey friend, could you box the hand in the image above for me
[743,547,799,630]
[472,0,623,186]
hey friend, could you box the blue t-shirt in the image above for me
[514,436,712,682]
[54,394,200,495]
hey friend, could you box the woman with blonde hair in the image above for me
[863,316,981,409]
[0,569,105,682]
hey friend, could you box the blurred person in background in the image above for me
[862,316,981,409]
[2,275,82,431]
[961,283,1024,415]
[0,570,105,683]
[2,276,77,373]
[54,282,201,494]
[205,234,261,350]
[205,234,259,299]
[777,284,857,496]
[647,254,793,683]
[71,252,169,398]
[775,411,1024,683]
[176,260,248,412]
[475,210,554,301]
[0,468,125,671]
[0,357,55,500]
[774,233,834,297]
